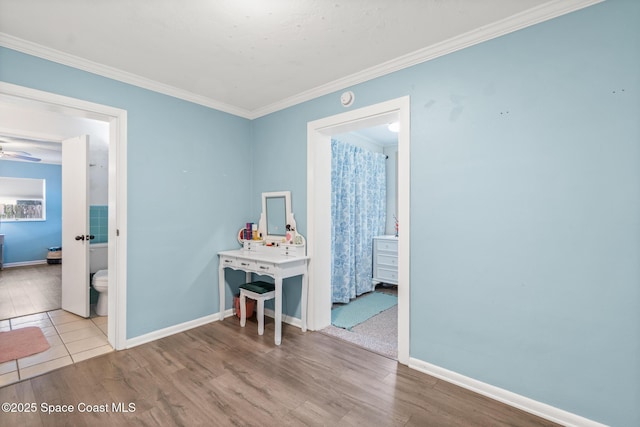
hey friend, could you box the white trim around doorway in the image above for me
[0,81,128,350]
[307,95,410,364]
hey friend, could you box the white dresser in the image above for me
[372,235,398,285]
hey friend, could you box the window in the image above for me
[0,177,46,221]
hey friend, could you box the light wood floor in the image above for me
[0,319,558,426]
[0,264,61,320]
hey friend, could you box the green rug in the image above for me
[331,291,397,330]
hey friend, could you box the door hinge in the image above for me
[116,229,120,237]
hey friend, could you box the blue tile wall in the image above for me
[89,205,108,243]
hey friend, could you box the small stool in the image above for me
[239,281,275,335]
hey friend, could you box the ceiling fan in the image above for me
[0,145,42,162]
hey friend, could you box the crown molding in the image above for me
[250,0,603,119]
[0,32,253,119]
[0,0,602,120]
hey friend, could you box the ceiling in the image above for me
[0,97,110,165]
[0,133,63,164]
[0,0,597,120]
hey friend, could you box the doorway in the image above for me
[0,132,106,319]
[307,96,410,364]
[0,81,128,351]
[323,128,398,358]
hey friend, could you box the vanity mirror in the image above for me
[259,191,297,243]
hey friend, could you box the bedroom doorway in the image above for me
[307,96,410,364]
[323,128,398,359]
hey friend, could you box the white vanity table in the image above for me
[218,191,309,345]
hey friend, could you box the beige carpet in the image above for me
[321,304,398,359]
[321,284,398,359]
[0,326,50,363]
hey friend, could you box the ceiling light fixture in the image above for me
[388,122,400,133]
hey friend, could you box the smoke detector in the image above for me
[340,91,355,107]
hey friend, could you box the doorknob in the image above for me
[75,235,85,241]
[87,235,95,240]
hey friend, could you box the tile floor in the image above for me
[0,310,112,387]
[0,264,61,320]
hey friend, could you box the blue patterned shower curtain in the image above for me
[331,139,386,303]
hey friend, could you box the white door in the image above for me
[61,135,90,317]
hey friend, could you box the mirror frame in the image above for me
[259,191,296,242]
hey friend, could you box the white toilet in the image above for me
[92,270,108,316]
[90,243,109,316]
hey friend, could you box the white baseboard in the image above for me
[125,308,302,349]
[231,307,302,328]
[126,312,221,348]
[3,259,48,268]
[227,307,302,328]
[409,358,606,427]
[264,308,302,328]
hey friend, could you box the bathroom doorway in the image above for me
[0,81,128,351]
[307,96,410,364]
[0,125,107,319]
[0,130,113,387]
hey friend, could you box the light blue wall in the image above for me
[0,47,254,338]
[251,1,639,426]
[0,161,61,263]
[0,0,638,425]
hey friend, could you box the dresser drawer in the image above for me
[375,267,398,284]
[377,254,397,268]
[376,239,397,253]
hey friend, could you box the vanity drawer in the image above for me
[243,240,265,251]
[221,257,237,268]
[237,259,256,270]
[377,254,398,267]
[281,245,305,257]
[224,257,275,274]
[255,261,275,274]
